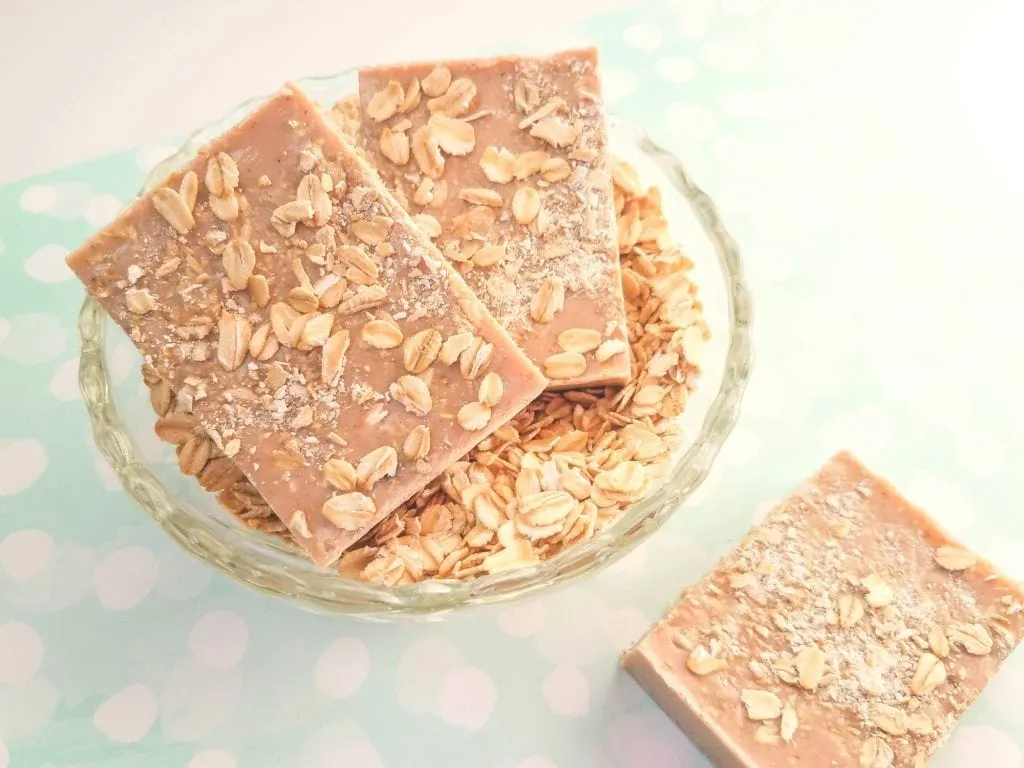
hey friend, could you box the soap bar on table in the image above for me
[358,48,631,390]
[67,84,548,566]
[623,452,1024,768]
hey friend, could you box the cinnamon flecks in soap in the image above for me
[140,153,709,583]
[67,83,547,566]
[623,452,1024,768]
[359,48,631,391]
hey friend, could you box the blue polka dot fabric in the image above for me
[2,1,1024,766]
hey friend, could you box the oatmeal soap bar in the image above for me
[67,83,547,566]
[359,48,631,390]
[623,452,1024,768]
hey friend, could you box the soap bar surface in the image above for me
[68,84,547,566]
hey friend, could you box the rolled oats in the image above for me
[403,425,431,461]
[138,149,707,584]
[934,546,977,571]
[362,319,404,349]
[152,187,195,234]
[390,375,433,416]
[322,492,376,530]
[740,689,783,721]
[420,66,452,98]
[403,328,443,373]
[556,328,602,354]
[356,446,399,491]
[457,402,491,432]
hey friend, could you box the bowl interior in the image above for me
[81,71,752,617]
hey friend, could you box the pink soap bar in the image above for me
[359,48,631,390]
[67,84,547,566]
[624,452,1024,768]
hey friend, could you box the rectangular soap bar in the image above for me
[623,452,1024,768]
[358,48,631,390]
[67,84,548,566]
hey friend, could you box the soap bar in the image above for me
[67,83,547,566]
[358,48,631,390]
[623,452,1024,768]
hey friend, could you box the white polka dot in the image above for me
[0,313,66,365]
[136,145,179,172]
[983,535,1024,583]
[515,757,559,768]
[607,541,649,574]
[436,666,496,731]
[93,684,158,743]
[0,440,47,496]
[535,592,610,666]
[541,665,590,716]
[984,661,1024,727]
[297,723,383,768]
[82,194,123,227]
[189,749,237,768]
[188,611,249,668]
[395,636,461,714]
[901,471,977,534]
[19,185,57,213]
[664,102,718,143]
[0,732,7,768]
[93,546,159,610]
[676,17,709,41]
[655,56,697,83]
[156,545,212,601]
[497,600,547,638]
[820,406,890,465]
[938,725,1021,768]
[600,67,639,104]
[601,608,650,652]
[160,658,241,741]
[0,530,54,581]
[700,40,759,72]
[0,621,44,685]
[109,338,139,385]
[49,358,80,401]
[623,23,662,51]
[956,427,1005,476]
[0,676,58,740]
[23,244,72,283]
[607,709,702,768]
[93,453,121,491]
[752,499,780,525]
[314,638,370,699]
[4,541,96,613]
[26,181,97,221]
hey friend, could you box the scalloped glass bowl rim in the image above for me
[77,69,753,618]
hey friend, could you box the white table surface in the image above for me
[0,0,637,184]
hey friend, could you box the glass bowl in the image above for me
[77,70,753,618]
